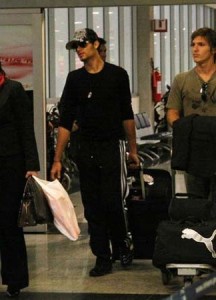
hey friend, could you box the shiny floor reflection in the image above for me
[0,172,216,299]
[0,228,215,300]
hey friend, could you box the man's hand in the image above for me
[50,126,71,180]
[50,161,62,180]
[127,152,140,169]
[25,171,39,178]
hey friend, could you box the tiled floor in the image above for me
[0,167,216,299]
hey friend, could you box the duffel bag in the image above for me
[168,193,214,221]
[152,219,216,268]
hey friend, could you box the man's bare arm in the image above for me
[123,119,139,167]
[167,108,180,127]
[50,126,71,179]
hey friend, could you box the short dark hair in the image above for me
[98,37,106,46]
[191,27,216,62]
[191,27,216,49]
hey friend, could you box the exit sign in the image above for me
[152,19,168,32]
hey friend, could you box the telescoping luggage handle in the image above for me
[127,159,146,200]
[139,162,145,200]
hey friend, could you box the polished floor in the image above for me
[0,168,216,299]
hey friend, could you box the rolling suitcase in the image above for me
[127,167,172,259]
[112,165,172,260]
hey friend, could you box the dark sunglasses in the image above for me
[200,83,216,103]
[192,83,216,109]
[72,41,90,50]
[200,82,208,102]
[192,82,208,109]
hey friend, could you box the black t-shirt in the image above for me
[59,62,134,141]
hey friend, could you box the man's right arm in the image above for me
[50,126,71,180]
[166,108,180,127]
[166,74,184,127]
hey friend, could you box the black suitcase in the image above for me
[128,168,172,200]
[152,219,216,268]
[112,167,172,259]
[128,168,172,259]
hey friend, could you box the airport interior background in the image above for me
[0,2,216,299]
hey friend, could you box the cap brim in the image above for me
[66,40,77,50]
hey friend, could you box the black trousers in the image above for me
[77,139,129,260]
[0,154,28,289]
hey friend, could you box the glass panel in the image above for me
[123,7,132,90]
[196,5,204,28]
[107,7,119,65]
[74,8,87,70]
[153,6,160,73]
[190,5,197,34]
[92,7,104,37]
[162,6,171,89]
[204,6,211,27]
[74,8,86,30]
[180,5,189,72]
[173,6,180,76]
[54,8,69,97]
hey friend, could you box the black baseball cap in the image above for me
[66,28,99,50]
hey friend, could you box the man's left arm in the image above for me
[123,119,140,167]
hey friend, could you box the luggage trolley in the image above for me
[153,115,216,287]
[153,170,216,287]
[161,263,216,287]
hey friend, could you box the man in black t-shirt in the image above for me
[51,28,139,277]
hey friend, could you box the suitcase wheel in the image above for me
[161,269,172,285]
[183,276,193,287]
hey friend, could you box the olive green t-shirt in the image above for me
[166,68,216,116]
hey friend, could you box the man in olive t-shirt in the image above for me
[167,27,216,198]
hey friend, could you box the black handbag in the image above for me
[18,176,53,227]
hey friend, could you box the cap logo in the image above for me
[73,29,87,42]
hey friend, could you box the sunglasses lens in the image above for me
[201,94,207,102]
[72,41,88,50]
[79,41,87,48]
[200,83,208,102]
